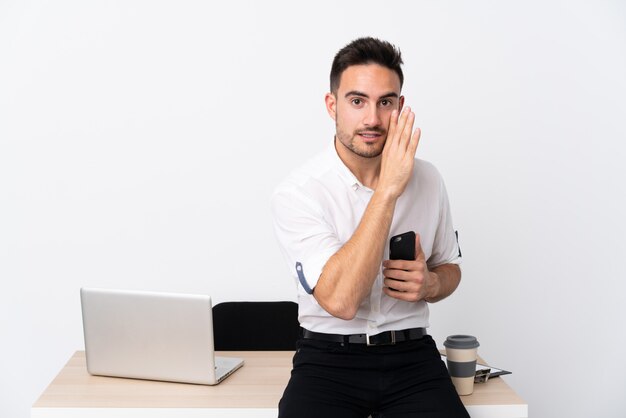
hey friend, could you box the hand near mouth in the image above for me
[377,107,421,199]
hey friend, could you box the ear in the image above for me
[398,95,405,112]
[325,92,337,121]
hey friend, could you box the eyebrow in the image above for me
[344,90,399,100]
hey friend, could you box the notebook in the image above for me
[80,287,243,385]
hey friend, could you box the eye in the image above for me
[351,98,362,106]
[380,99,393,107]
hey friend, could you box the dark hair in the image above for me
[330,37,404,93]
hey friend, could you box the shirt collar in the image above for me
[326,141,369,191]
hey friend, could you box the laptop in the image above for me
[80,287,244,385]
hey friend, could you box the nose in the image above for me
[363,105,382,127]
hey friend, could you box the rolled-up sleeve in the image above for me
[428,174,462,268]
[271,187,342,295]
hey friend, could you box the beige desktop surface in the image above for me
[34,351,526,410]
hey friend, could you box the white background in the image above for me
[1,1,625,417]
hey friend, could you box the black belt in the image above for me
[302,327,426,346]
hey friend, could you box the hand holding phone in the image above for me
[386,231,416,292]
[385,231,439,302]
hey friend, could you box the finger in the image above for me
[383,268,411,282]
[384,268,426,285]
[382,110,400,156]
[415,233,424,260]
[408,126,422,157]
[383,261,421,274]
[384,259,427,272]
[397,106,411,133]
[383,286,418,302]
[384,277,407,291]
[383,259,414,270]
[393,107,411,145]
[384,278,417,295]
[399,110,416,152]
[387,109,399,139]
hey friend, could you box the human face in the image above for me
[325,64,404,159]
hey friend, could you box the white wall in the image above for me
[1,1,625,417]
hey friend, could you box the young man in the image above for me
[271,37,469,417]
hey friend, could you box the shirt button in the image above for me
[352,184,359,191]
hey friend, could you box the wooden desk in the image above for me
[32,351,527,417]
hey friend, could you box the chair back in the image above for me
[212,301,300,350]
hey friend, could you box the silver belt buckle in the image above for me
[366,331,396,346]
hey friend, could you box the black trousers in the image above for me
[278,335,470,418]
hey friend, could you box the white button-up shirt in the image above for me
[271,142,461,335]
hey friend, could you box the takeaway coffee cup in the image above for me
[444,335,480,396]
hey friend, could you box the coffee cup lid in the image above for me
[443,335,479,349]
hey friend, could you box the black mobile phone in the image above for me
[389,231,416,261]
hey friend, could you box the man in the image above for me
[271,37,469,417]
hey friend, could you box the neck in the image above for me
[334,137,382,189]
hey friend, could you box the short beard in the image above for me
[336,126,386,159]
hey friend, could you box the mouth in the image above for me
[357,131,385,143]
